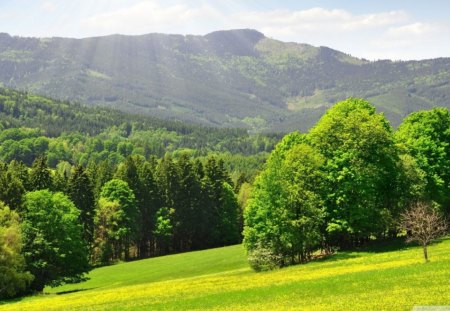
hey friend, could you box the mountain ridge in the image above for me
[1,29,449,132]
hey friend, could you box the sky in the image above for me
[1,0,450,60]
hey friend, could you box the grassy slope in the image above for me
[1,239,449,310]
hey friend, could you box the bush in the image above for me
[247,245,282,272]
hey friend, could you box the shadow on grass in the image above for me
[313,252,360,263]
[0,296,25,305]
[0,287,97,305]
[358,236,448,253]
[355,238,410,253]
[55,288,94,295]
[310,236,449,264]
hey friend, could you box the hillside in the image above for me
[1,30,450,131]
[1,238,449,310]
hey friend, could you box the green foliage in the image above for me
[244,142,325,268]
[237,182,252,234]
[21,190,89,291]
[153,207,173,255]
[92,198,122,265]
[0,164,25,211]
[247,243,282,272]
[68,165,95,243]
[173,154,202,252]
[395,108,450,214]
[99,179,139,261]
[218,183,241,245]
[308,98,400,244]
[29,156,52,191]
[0,202,33,299]
[244,98,406,269]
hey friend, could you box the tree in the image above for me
[400,202,448,261]
[174,154,202,251]
[21,190,89,292]
[280,144,326,263]
[0,202,33,299]
[52,161,71,193]
[92,198,121,265]
[244,138,325,269]
[136,161,160,258]
[115,156,160,258]
[91,159,114,200]
[153,207,173,256]
[68,165,95,244]
[396,108,450,215]
[308,98,400,247]
[218,183,241,246]
[29,155,52,191]
[0,166,25,211]
[155,157,179,252]
[237,182,252,236]
[99,179,139,260]
[8,160,30,191]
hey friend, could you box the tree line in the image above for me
[244,98,450,270]
[0,154,242,298]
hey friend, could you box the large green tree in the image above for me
[21,190,89,292]
[308,98,400,247]
[244,134,325,269]
[0,202,33,299]
[395,108,450,214]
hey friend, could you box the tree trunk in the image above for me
[423,244,428,262]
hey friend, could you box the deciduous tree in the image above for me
[21,190,89,292]
[0,202,33,299]
[401,201,448,261]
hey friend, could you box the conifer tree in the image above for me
[68,165,95,243]
[29,156,52,191]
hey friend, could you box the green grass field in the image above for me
[1,238,449,310]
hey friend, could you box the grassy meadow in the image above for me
[1,238,449,310]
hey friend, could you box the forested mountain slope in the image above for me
[1,29,450,131]
[0,87,277,178]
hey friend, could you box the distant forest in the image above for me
[0,87,281,180]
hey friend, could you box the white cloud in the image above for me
[41,1,57,12]
[385,22,438,38]
[72,1,450,60]
[365,22,448,59]
[81,0,223,35]
[233,8,409,34]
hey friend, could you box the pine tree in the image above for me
[137,161,161,257]
[0,164,25,211]
[68,165,95,244]
[29,156,52,191]
[155,157,179,253]
[175,154,202,252]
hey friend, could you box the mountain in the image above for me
[1,29,450,131]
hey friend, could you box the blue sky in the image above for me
[1,0,449,60]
